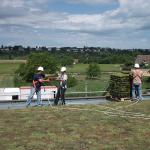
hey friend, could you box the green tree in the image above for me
[86,63,101,79]
[122,61,134,71]
[15,52,59,82]
[67,76,78,88]
[59,55,74,66]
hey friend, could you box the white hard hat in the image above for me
[61,66,66,72]
[37,66,44,71]
[134,63,140,68]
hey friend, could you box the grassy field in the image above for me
[0,61,149,92]
[0,101,150,150]
[66,64,121,93]
[67,73,110,96]
[0,61,117,90]
[0,61,24,87]
[68,64,121,74]
[0,63,20,74]
[0,75,14,87]
[0,60,26,63]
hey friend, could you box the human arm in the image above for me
[33,80,37,88]
[39,78,50,83]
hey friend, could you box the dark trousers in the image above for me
[54,86,66,105]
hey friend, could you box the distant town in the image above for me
[1,45,150,53]
[1,45,150,65]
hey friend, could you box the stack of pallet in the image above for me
[107,74,131,101]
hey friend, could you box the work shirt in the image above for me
[32,73,45,90]
[59,73,68,89]
[131,69,143,84]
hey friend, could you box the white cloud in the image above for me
[0,0,49,19]
[0,0,150,48]
[1,0,149,33]
[0,0,49,7]
[49,0,150,33]
[0,0,24,7]
[65,0,118,5]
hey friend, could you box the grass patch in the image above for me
[0,60,25,87]
[0,60,26,64]
[68,64,122,74]
[0,63,20,74]
[0,62,22,87]
[66,73,110,96]
[0,75,14,87]
[67,79,109,97]
[0,101,150,150]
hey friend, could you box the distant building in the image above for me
[135,55,150,64]
[73,59,79,64]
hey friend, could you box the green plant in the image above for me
[86,63,101,79]
[67,76,78,88]
[15,52,59,82]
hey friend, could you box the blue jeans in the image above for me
[26,86,42,106]
[132,84,142,100]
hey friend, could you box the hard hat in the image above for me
[37,66,44,71]
[134,63,140,68]
[61,66,66,72]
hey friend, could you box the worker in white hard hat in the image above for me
[54,66,68,105]
[130,63,143,101]
[26,66,50,107]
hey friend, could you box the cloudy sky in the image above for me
[0,0,150,48]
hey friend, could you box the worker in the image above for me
[26,66,50,107]
[54,66,68,105]
[130,63,143,101]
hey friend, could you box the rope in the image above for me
[49,100,150,120]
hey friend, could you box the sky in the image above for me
[0,0,150,49]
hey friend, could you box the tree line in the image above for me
[0,45,150,64]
